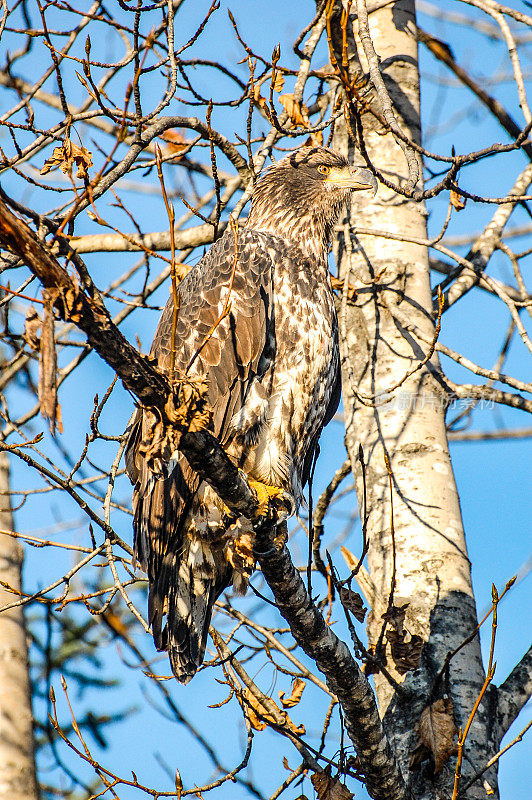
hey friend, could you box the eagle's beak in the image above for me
[327,166,378,196]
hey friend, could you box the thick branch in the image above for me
[431,258,531,305]
[0,195,257,518]
[68,220,225,254]
[254,522,407,800]
[355,0,420,193]
[497,644,532,734]
[0,194,408,800]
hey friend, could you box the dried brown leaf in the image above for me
[339,586,367,622]
[278,94,310,127]
[409,697,458,774]
[278,677,305,708]
[251,87,273,121]
[271,71,285,92]
[238,687,305,735]
[41,137,93,180]
[450,188,466,211]
[381,603,409,633]
[303,131,324,146]
[386,629,423,674]
[311,769,353,800]
[23,305,41,351]
[243,703,267,731]
[240,688,275,731]
[330,276,357,300]
[38,291,61,434]
[284,715,305,736]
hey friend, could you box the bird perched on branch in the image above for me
[125,146,377,683]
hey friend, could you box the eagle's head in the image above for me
[246,146,377,254]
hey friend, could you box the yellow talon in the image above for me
[248,480,284,516]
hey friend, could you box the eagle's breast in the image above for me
[226,238,339,505]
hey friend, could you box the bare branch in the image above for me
[355,0,420,193]
[497,644,532,734]
[443,162,532,310]
[418,27,532,160]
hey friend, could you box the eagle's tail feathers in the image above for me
[165,540,230,684]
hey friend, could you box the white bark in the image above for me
[0,452,39,800]
[331,1,498,795]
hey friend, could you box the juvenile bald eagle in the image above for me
[125,147,377,683]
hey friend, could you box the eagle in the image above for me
[125,146,377,683]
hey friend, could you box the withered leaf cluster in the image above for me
[239,687,305,736]
[278,94,310,128]
[383,603,424,675]
[339,586,367,622]
[41,136,93,181]
[24,297,62,434]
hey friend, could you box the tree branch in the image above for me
[443,162,532,310]
[497,644,532,734]
[430,258,531,305]
[67,220,225,254]
[418,28,532,160]
[355,0,420,194]
[253,521,407,800]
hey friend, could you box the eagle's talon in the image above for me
[248,479,285,517]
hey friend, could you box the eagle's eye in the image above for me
[317,164,331,175]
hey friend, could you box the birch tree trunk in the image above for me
[0,452,39,800]
[331,2,498,796]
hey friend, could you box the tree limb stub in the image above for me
[0,196,407,800]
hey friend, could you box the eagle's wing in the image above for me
[125,227,275,661]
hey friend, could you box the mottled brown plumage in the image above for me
[125,147,377,682]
